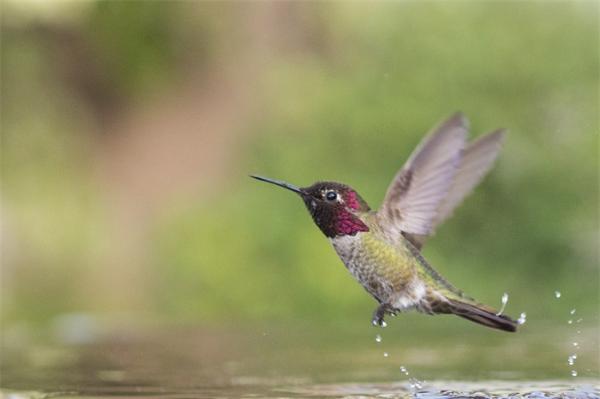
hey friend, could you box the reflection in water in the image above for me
[5,381,598,399]
[1,323,599,398]
[284,381,599,398]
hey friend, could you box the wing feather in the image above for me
[431,129,505,229]
[379,114,505,247]
[380,113,468,235]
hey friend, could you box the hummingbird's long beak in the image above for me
[250,175,305,195]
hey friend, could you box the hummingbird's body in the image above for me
[252,113,518,332]
[331,215,448,316]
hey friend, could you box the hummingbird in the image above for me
[251,113,517,332]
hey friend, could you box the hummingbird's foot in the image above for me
[372,303,395,327]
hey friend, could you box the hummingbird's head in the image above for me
[251,175,370,238]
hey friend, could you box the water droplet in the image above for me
[570,309,576,315]
[573,342,579,347]
[381,321,388,328]
[383,352,389,357]
[568,320,573,324]
[571,370,578,377]
[568,354,578,366]
[517,312,527,325]
[400,366,409,375]
[496,292,509,315]
[375,334,382,343]
[554,291,561,298]
[576,318,583,323]
[577,330,581,334]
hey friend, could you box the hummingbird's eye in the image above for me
[325,191,338,201]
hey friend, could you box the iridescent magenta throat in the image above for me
[335,209,369,236]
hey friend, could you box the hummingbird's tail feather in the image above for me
[447,299,518,332]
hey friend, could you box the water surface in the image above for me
[2,320,598,398]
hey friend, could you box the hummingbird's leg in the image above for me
[372,303,395,326]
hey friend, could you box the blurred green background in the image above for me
[1,1,598,335]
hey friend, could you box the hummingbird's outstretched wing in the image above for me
[431,130,505,231]
[380,114,505,249]
[379,113,467,237]
[405,129,505,249]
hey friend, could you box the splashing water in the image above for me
[567,309,583,377]
[496,292,509,315]
[554,291,561,298]
[399,365,423,392]
[567,306,581,379]
[375,334,382,343]
[397,365,424,391]
[517,312,527,325]
[409,377,424,390]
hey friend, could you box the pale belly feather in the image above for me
[330,233,428,311]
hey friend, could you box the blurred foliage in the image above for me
[1,1,598,334]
